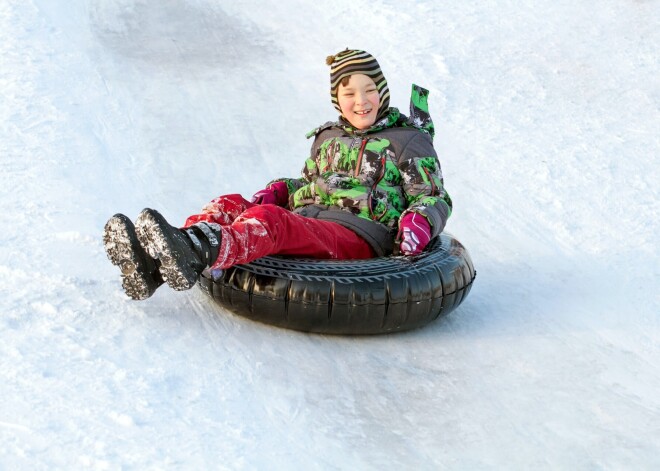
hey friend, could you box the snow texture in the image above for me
[1,0,659,469]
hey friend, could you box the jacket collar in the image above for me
[337,108,403,136]
[306,85,435,139]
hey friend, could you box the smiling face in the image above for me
[337,74,380,130]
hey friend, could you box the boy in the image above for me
[104,49,452,300]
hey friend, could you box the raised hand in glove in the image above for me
[250,181,288,206]
[398,212,431,256]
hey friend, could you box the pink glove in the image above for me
[250,182,288,206]
[398,212,431,256]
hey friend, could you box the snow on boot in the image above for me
[103,214,163,300]
[135,209,220,291]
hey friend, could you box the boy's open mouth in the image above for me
[355,110,371,115]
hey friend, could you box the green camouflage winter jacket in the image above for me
[273,85,452,256]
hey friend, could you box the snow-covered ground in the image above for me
[1,0,659,468]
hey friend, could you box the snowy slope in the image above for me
[1,0,659,469]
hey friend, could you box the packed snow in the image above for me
[1,0,659,469]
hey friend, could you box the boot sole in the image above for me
[135,209,199,291]
[103,214,158,300]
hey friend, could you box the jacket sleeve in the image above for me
[397,132,452,237]
[267,137,323,209]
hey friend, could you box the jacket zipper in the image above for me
[368,154,388,220]
[354,138,367,177]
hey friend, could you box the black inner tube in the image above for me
[198,233,476,334]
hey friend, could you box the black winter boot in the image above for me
[103,214,164,300]
[135,208,221,291]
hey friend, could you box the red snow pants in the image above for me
[183,194,376,270]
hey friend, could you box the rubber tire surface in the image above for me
[198,233,476,335]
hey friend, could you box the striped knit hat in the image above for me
[326,49,390,121]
